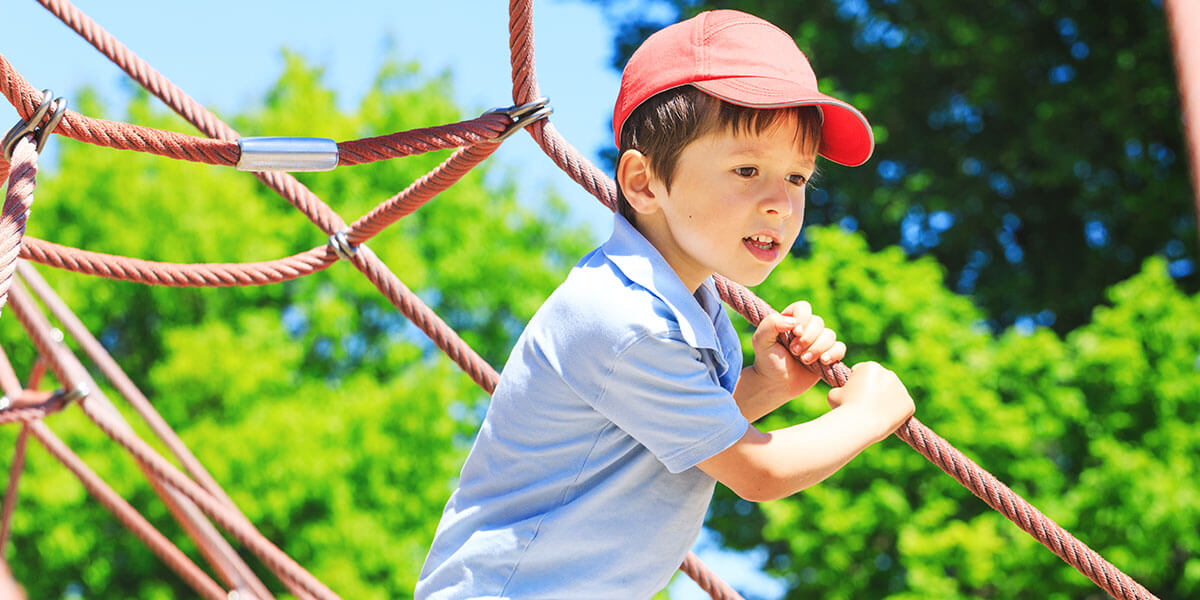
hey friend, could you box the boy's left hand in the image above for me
[750,301,846,398]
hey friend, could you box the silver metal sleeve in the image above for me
[236,137,339,172]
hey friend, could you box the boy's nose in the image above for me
[759,183,794,218]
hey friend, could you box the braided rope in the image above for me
[0,1,1160,599]
[15,261,280,600]
[0,423,28,556]
[0,138,37,317]
[5,280,326,600]
[336,115,508,166]
[505,3,1159,598]
[680,551,745,600]
[349,245,500,393]
[27,421,228,600]
[1166,0,1200,240]
[346,142,500,245]
[20,237,337,287]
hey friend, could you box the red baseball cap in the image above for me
[613,10,874,167]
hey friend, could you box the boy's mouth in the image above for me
[743,234,781,262]
[743,235,778,251]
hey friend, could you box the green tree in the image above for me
[593,0,1196,334]
[703,226,1200,599]
[0,53,590,599]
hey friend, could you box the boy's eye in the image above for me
[788,173,809,186]
[734,167,758,178]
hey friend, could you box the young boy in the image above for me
[417,10,914,599]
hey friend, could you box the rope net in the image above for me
[0,0,1169,599]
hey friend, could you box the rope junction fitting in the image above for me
[486,97,552,142]
[2,89,66,161]
[236,137,339,172]
[51,383,89,405]
[327,231,358,261]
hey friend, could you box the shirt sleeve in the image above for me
[587,331,750,474]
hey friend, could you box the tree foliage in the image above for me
[0,54,590,599]
[593,0,1197,334]
[706,226,1200,599]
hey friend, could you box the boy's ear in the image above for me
[617,150,659,214]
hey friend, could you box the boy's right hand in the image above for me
[826,362,915,443]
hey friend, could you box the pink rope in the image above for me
[19,238,337,287]
[0,424,29,558]
[5,280,327,600]
[15,262,278,600]
[0,0,1158,598]
[349,245,500,393]
[346,142,501,245]
[504,2,1158,598]
[28,421,229,600]
[0,138,37,317]
[1166,0,1200,241]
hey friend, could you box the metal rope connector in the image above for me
[2,89,68,161]
[52,383,90,406]
[328,231,358,261]
[485,97,553,142]
[236,137,339,172]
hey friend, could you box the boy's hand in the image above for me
[827,362,915,442]
[751,301,846,398]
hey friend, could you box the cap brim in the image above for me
[693,77,874,167]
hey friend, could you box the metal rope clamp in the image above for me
[328,230,358,261]
[3,89,68,162]
[485,97,552,142]
[236,136,339,172]
[53,383,90,405]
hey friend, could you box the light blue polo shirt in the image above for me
[416,214,750,599]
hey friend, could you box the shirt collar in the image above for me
[600,214,723,353]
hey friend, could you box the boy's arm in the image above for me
[731,365,792,422]
[699,362,913,502]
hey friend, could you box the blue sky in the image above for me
[4,0,630,235]
[2,1,785,597]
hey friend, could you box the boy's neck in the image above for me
[632,215,711,294]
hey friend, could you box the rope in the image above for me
[504,3,1160,598]
[19,238,338,287]
[0,138,37,317]
[345,142,501,245]
[349,245,500,393]
[5,280,321,600]
[27,421,229,600]
[680,551,745,600]
[0,49,511,168]
[15,261,279,600]
[0,424,28,557]
[335,116,508,166]
[0,0,1161,598]
[1166,0,1200,244]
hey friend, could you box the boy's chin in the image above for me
[724,269,774,288]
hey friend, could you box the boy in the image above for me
[417,10,914,599]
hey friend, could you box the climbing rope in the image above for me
[0,0,1168,599]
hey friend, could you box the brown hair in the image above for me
[615,86,823,224]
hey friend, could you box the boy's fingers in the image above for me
[781,301,812,321]
[791,315,825,352]
[821,341,847,364]
[755,313,797,350]
[801,329,836,364]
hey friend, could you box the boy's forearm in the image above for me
[732,366,793,422]
[726,405,886,502]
